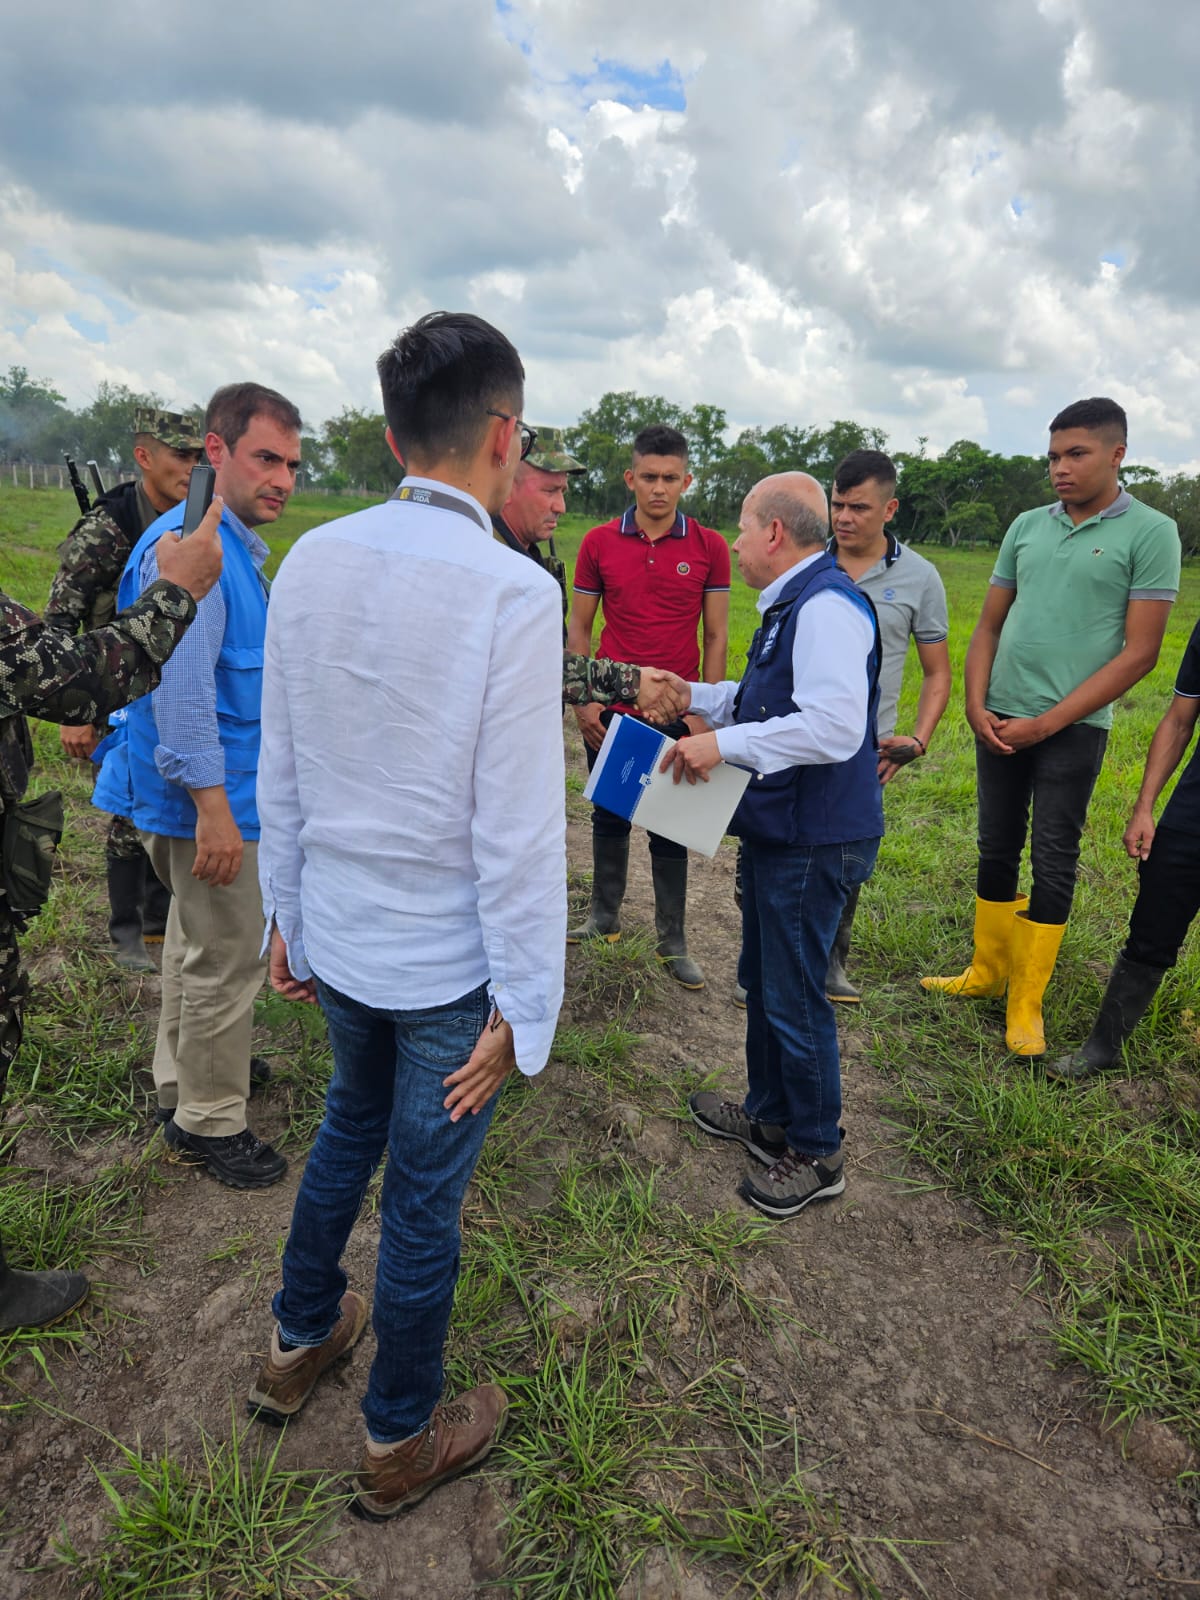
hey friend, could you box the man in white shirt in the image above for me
[660,473,884,1218]
[247,312,566,1516]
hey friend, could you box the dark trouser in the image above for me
[585,710,689,861]
[975,723,1108,924]
[1125,823,1200,969]
[738,837,879,1157]
[0,895,25,1104]
[273,977,497,1443]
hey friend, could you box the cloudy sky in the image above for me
[1,0,1197,468]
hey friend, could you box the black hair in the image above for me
[1048,397,1128,442]
[376,311,524,463]
[205,383,302,450]
[833,448,897,496]
[632,423,689,463]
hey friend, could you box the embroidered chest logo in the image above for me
[760,619,783,660]
[676,561,691,576]
[882,587,896,601]
[1092,547,1104,556]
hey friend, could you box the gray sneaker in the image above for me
[738,1147,845,1219]
[688,1092,786,1165]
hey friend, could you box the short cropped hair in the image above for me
[1048,397,1128,442]
[632,423,688,463]
[205,384,303,450]
[376,312,524,463]
[833,449,897,496]
[752,486,829,550]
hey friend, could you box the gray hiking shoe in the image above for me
[688,1092,786,1165]
[738,1147,846,1219]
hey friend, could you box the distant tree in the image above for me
[944,500,1001,546]
[0,366,72,461]
[71,381,187,473]
[319,408,397,493]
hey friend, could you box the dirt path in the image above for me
[1,761,1196,1599]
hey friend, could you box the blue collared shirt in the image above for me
[137,510,269,790]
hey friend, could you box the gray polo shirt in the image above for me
[830,535,949,737]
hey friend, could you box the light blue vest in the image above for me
[95,505,267,840]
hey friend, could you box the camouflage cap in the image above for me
[133,407,205,451]
[525,425,585,475]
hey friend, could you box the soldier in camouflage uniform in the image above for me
[492,424,582,631]
[490,426,677,716]
[0,508,222,1331]
[45,408,205,972]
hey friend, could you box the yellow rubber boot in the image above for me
[920,894,1028,998]
[1005,912,1065,1056]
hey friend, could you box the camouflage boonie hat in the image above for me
[525,425,585,475]
[133,407,205,451]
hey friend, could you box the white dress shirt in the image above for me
[257,478,567,1075]
[688,552,875,772]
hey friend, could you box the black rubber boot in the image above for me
[825,886,862,1004]
[651,856,705,989]
[0,1239,89,1333]
[106,856,154,973]
[142,867,171,943]
[1045,953,1166,1082]
[567,835,629,943]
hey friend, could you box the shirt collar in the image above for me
[619,505,687,539]
[827,531,900,568]
[224,506,270,571]
[1048,488,1132,523]
[757,549,824,615]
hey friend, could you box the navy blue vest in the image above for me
[731,554,884,848]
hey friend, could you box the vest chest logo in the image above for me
[676,561,690,576]
[759,618,783,661]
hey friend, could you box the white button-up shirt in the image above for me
[688,552,875,772]
[257,478,567,1074]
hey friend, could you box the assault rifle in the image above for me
[86,460,106,498]
[63,454,91,515]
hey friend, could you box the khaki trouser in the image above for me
[143,834,267,1138]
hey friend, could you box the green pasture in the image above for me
[1,482,1198,1596]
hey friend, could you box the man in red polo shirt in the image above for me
[567,423,730,988]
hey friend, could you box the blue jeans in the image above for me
[738,837,879,1157]
[273,977,495,1443]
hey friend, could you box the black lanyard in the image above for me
[390,481,489,533]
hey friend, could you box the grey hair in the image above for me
[751,486,829,549]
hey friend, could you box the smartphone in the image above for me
[180,464,216,536]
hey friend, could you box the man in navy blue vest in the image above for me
[660,472,884,1218]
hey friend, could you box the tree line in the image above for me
[4,366,1198,551]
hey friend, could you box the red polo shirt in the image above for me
[573,507,731,681]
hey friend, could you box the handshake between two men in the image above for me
[631,668,726,787]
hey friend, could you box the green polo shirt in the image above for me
[986,491,1180,730]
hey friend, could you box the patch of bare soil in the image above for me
[1,737,1197,1599]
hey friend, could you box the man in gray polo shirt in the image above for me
[825,449,951,1000]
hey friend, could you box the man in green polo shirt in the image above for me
[922,397,1180,1056]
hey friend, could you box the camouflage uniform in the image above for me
[0,580,198,1099]
[562,652,640,707]
[45,408,204,861]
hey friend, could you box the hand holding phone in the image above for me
[180,464,216,536]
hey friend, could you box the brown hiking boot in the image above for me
[247,1289,369,1424]
[352,1384,508,1520]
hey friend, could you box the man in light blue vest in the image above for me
[100,382,302,1189]
[658,473,884,1219]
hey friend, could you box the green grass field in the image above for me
[2,483,1198,1596]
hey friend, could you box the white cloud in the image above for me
[0,0,1197,468]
